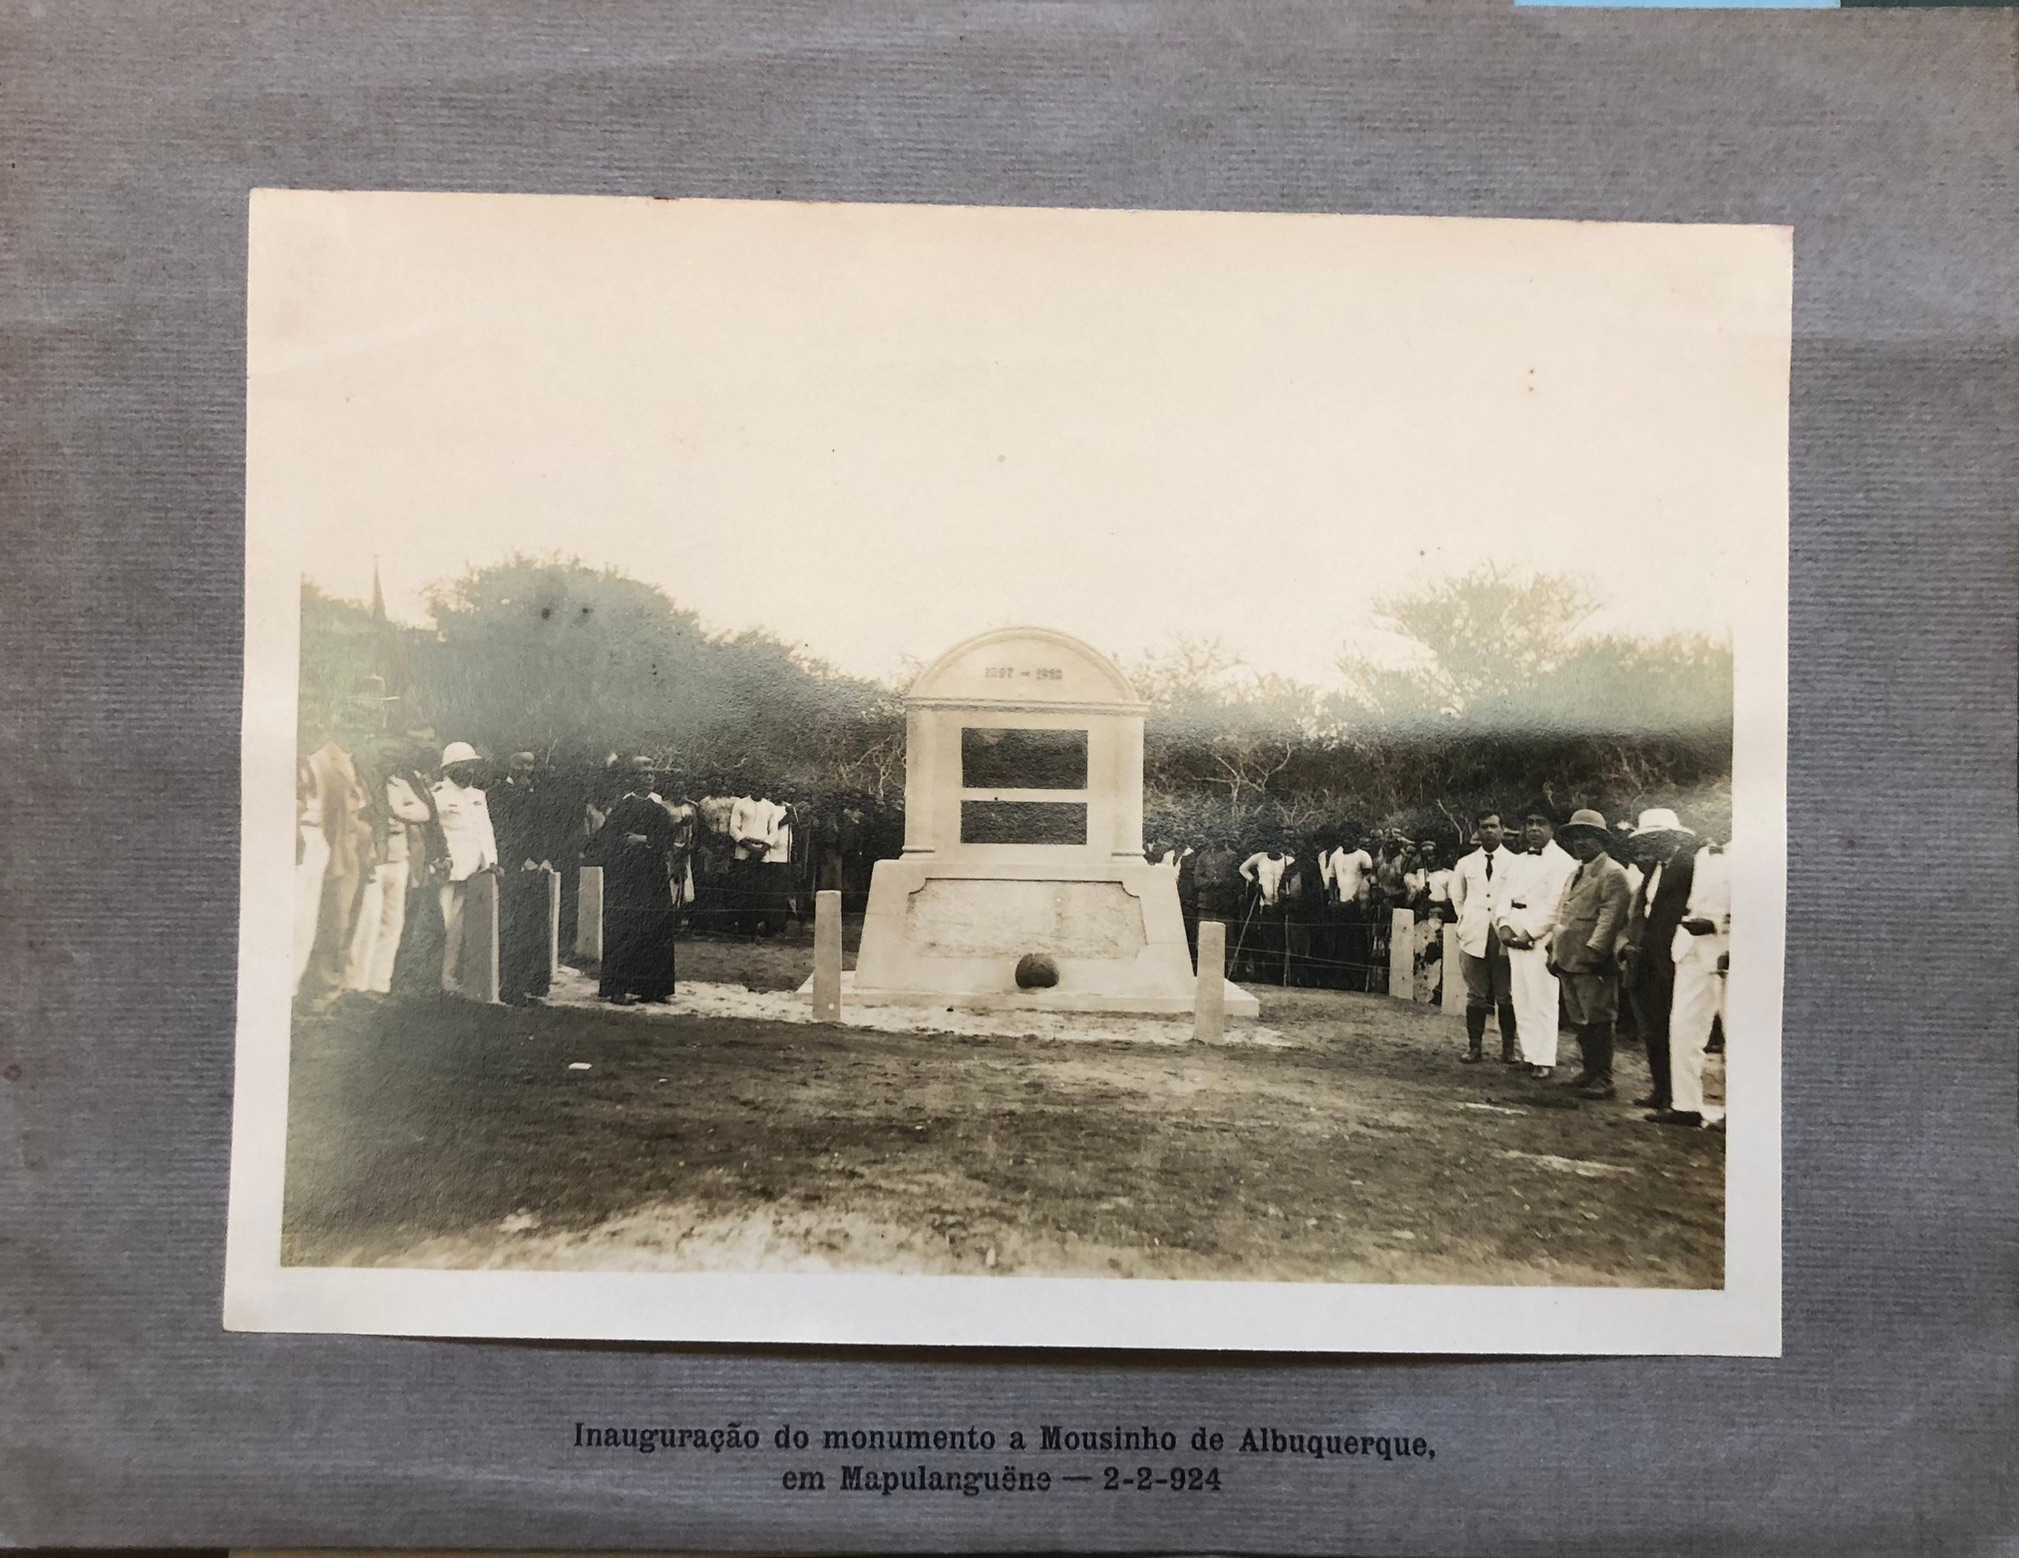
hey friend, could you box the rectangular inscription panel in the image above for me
[960,727,1088,791]
[959,800,1089,846]
[907,878,1147,959]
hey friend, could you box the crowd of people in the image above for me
[1155,803,1732,1129]
[292,724,878,1014]
[294,719,1732,1129]
[1152,832,1459,993]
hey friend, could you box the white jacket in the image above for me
[1449,846,1517,957]
[1497,840,1578,949]
[765,805,794,864]
[730,795,770,860]
[1673,844,1731,966]
[380,773,434,867]
[430,778,497,883]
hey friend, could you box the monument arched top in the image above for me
[907,626,1146,713]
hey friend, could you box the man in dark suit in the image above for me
[490,750,557,1007]
[1548,809,1635,1098]
[1620,808,1698,1114]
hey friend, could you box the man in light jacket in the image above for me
[1547,809,1635,1099]
[1449,810,1519,1064]
[299,730,373,1007]
[1497,805,1580,1079]
[345,744,435,996]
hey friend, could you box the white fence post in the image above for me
[545,866,561,981]
[1195,921,1227,1041]
[575,865,603,962]
[812,889,843,1022]
[1441,922,1464,1016]
[460,870,501,1005]
[1389,908,1415,1000]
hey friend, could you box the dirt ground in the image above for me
[282,923,1724,1287]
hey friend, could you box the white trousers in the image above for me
[1507,944,1559,1067]
[294,825,330,995]
[345,860,410,995]
[439,879,468,992]
[1669,938,1728,1119]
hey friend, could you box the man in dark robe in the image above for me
[597,755,679,1004]
[490,750,557,1007]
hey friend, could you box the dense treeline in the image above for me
[301,558,904,802]
[300,556,1732,850]
[1130,566,1732,847]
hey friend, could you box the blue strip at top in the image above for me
[1516,1,1838,8]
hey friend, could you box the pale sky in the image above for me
[252,193,1789,686]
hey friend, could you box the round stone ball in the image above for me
[1014,952,1060,990]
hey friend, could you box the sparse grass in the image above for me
[282,923,1723,1287]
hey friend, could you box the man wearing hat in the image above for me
[1547,809,1635,1097]
[1620,807,1698,1116]
[1497,804,1580,1078]
[432,741,498,995]
[1663,836,1732,1128]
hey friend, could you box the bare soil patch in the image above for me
[282,924,1723,1287]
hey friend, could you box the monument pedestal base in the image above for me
[812,856,1259,1021]
[797,969,1258,1020]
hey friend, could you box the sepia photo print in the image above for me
[228,192,1788,1352]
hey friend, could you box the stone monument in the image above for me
[807,625,1257,1019]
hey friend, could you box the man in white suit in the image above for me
[1496,805,1580,1078]
[1449,810,1519,1064]
[1657,839,1732,1127]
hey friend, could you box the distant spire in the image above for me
[370,555,387,623]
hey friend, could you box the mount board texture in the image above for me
[2,2,2015,1553]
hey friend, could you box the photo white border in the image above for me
[225,192,1785,1355]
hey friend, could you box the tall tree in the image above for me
[1336,565,1600,731]
[414,555,900,791]
[1127,637,1332,815]
[1331,566,1732,836]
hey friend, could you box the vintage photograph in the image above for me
[229,193,1787,1351]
